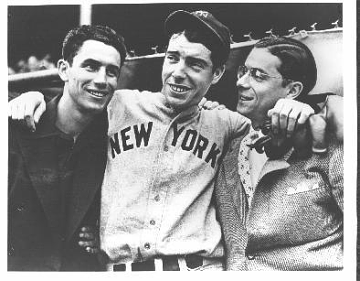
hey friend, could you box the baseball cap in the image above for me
[164,10,231,64]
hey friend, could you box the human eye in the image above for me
[251,68,267,82]
[83,61,98,72]
[165,53,178,63]
[190,61,203,70]
[107,66,120,78]
[188,59,205,71]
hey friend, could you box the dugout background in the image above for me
[8,3,343,110]
[7,3,358,278]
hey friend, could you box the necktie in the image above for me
[238,130,260,204]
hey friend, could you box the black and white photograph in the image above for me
[6,0,357,280]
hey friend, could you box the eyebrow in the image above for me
[187,57,209,67]
[166,51,210,67]
[245,63,266,73]
[81,58,121,73]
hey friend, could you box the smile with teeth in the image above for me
[239,94,253,101]
[169,84,190,93]
[88,90,107,97]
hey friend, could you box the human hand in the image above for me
[8,91,46,132]
[199,97,226,110]
[78,226,100,254]
[267,98,314,139]
[326,95,343,142]
[306,94,343,154]
[267,97,335,154]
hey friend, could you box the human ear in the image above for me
[286,81,303,99]
[211,65,226,85]
[57,59,70,82]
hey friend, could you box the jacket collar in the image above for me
[257,147,294,184]
[157,93,200,122]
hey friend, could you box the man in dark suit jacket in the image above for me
[8,24,126,271]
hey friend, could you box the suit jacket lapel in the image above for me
[257,149,294,184]
[18,97,64,238]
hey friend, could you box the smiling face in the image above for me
[161,33,224,111]
[236,47,290,128]
[59,39,121,115]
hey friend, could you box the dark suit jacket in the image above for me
[8,95,108,271]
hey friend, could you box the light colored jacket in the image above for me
[215,133,343,270]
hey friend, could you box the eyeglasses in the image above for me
[237,65,284,82]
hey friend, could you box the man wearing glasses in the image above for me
[8,12,342,271]
[215,36,343,270]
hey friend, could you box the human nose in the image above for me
[93,67,107,85]
[171,60,186,79]
[236,71,251,88]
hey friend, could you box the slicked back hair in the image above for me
[255,36,317,99]
[62,25,127,67]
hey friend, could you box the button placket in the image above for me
[141,118,179,258]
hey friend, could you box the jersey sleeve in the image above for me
[107,89,140,136]
[228,110,251,140]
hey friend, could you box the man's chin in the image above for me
[81,100,108,114]
[165,96,184,109]
[236,104,247,115]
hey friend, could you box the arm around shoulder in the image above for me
[228,110,251,140]
[8,91,46,131]
[326,95,343,142]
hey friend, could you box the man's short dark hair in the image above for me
[62,25,127,67]
[255,36,317,99]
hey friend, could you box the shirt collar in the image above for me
[158,93,200,122]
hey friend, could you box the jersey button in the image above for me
[154,195,160,202]
[246,254,256,260]
[150,219,156,225]
[144,243,151,250]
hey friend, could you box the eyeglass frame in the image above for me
[236,65,290,82]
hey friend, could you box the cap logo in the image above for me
[194,11,209,18]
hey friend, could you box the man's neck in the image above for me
[55,95,95,140]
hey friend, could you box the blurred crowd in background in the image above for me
[8,4,342,77]
[8,54,56,75]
